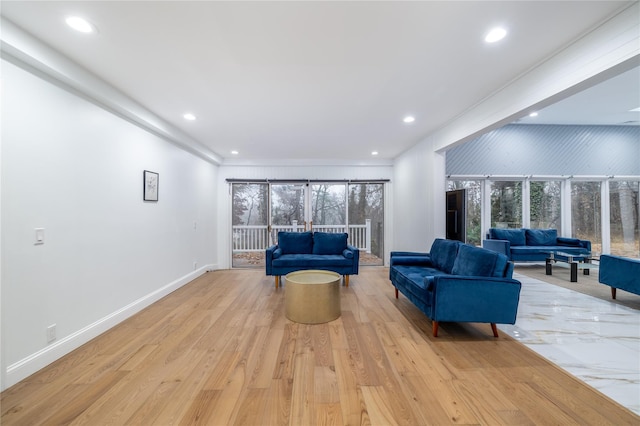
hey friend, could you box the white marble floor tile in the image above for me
[499,273,640,415]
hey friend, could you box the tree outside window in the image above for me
[572,181,602,255]
[609,181,639,258]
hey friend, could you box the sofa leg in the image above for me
[491,323,499,338]
[395,288,398,299]
[344,275,349,287]
[275,276,280,289]
[611,287,617,299]
[432,321,439,337]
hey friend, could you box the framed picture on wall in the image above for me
[143,170,159,201]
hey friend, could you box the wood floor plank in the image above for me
[289,353,316,426]
[1,267,637,425]
[361,385,398,425]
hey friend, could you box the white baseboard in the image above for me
[4,264,216,390]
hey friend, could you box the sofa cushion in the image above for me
[278,231,313,254]
[272,254,352,268]
[525,229,557,246]
[489,228,526,246]
[451,244,509,278]
[313,232,348,255]
[429,239,461,274]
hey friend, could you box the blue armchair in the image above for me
[598,254,640,299]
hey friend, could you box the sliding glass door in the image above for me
[231,183,269,268]
[311,184,346,232]
[231,181,385,268]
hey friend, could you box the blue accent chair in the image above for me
[598,254,640,299]
[265,231,359,288]
[390,238,521,337]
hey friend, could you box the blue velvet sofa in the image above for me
[483,228,591,262]
[598,254,640,299]
[265,231,359,288]
[390,238,521,337]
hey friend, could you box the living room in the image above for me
[1,2,639,424]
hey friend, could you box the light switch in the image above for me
[34,228,45,245]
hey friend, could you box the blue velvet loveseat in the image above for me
[265,231,359,288]
[390,238,521,338]
[483,228,591,262]
[598,254,640,299]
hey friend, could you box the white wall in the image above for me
[392,142,446,252]
[1,59,218,390]
[216,163,393,268]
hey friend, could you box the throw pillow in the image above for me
[557,237,582,247]
[313,232,348,255]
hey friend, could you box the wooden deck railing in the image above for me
[232,219,372,253]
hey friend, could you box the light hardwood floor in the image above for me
[2,267,637,425]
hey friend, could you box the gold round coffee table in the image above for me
[285,270,341,324]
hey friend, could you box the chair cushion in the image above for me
[278,231,313,254]
[525,229,557,246]
[313,232,348,255]
[489,228,526,246]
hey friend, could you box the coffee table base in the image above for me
[285,270,341,324]
[545,252,595,283]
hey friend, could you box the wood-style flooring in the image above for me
[2,267,637,425]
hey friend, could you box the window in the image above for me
[348,183,384,265]
[609,181,639,258]
[491,181,522,229]
[530,181,561,233]
[572,181,602,255]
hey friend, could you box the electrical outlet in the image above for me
[46,324,56,343]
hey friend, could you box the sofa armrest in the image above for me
[427,275,521,324]
[346,245,360,274]
[391,251,430,257]
[482,239,511,258]
[390,251,433,267]
[557,237,591,252]
[265,245,279,275]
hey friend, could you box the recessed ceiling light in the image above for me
[231,150,239,155]
[485,27,507,43]
[65,16,95,33]
[529,112,539,117]
[371,151,379,156]
[403,116,415,123]
[183,113,196,121]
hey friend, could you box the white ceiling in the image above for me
[2,1,638,162]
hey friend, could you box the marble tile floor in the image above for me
[499,272,640,415]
